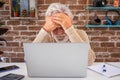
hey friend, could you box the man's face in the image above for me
[51,12,69,42]
[52,25,68,42]
[53,27,65,35]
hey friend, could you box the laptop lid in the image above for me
[23,43,89,78]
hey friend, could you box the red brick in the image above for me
[0,47,12,52]
[20,32,36,36]
[94,11,106,15]
[109,28,120,30]
[0,11,9,15]
[95,58,104,62]
[0,16,10,20]
[108,48,120,52]
[5,31,19,36]
[7,21,20,25]
[2,53,17,57]
[60,0,76,4]
[93,48,107,52]
[0,21,5,25]
[17,53,24,57]
[29,26,42,30]
[92,27,108,30]
[12,47,23,52]
[13,26,27,30]
[117,32,120,35]
[69,5,85,10]
[109,37,120,42]
[78,0,86,4]
[38,21,45,25]
[37,0,44,4]
[7,42,19,47]
[38,5,49,10]
[116,42,120,47]
[91,37,109,41]
[90,42,100,48]
[76,27,88,30]
[45,0,59,4]
[2,36,13,41]
[38,16,45,20]
[96,52,110,58]
[111,53,120,57]
[11,58,24,62]
[22,20,36,25]
[73,16,78,21]
[14,36,29,42]
[105,58,120,62]
[101,31,115,36]
[101,42,115,47]
[9,53,17,57]
[86,31,101,36]
[28,37,35,42]
[74,20,84,25]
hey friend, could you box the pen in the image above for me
[102,64,106,72]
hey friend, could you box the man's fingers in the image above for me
[52,17,62,22]
[52,19,62,25]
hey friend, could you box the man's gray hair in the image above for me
[45,3,73,20]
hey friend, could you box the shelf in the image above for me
[86,25,120,28]
[86,6,120,10]
[10,17,38,20]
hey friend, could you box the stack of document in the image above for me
[88,63,120,77]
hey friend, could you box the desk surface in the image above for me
[0,62,120,80]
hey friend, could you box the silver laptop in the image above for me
[23,43,89,78]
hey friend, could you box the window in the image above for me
[11,0,37,19]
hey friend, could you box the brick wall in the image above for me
[0,0,120,62]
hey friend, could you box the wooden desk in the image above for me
[0,62,120,80]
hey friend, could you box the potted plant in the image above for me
[13,3,20,17]
[30,7,35,17]
[0,0,5,7]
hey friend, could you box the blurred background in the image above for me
[0,0,120,62]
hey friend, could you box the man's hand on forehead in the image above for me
[51,13,72,30]
[52,13,68,18]
[43,16,57,32]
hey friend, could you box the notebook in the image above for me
[88,63,120,77]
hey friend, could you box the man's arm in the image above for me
[33,28,50,43]
[33,16,56,43]
[65,26,83,42]
[65,26,96,65]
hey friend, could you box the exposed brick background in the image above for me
[0,0,120,62]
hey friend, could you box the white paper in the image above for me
[88,63,120,77]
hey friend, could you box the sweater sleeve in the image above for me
[33,28,49,43]
[65,25,96,65]
[65,25,83,42]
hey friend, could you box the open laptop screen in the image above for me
[23,43,89,78]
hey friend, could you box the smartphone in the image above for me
[0,73,24,80]
[0,65,19,72]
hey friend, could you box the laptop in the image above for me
[23,43,89,78]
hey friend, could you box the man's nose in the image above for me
[57,29,64,35]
